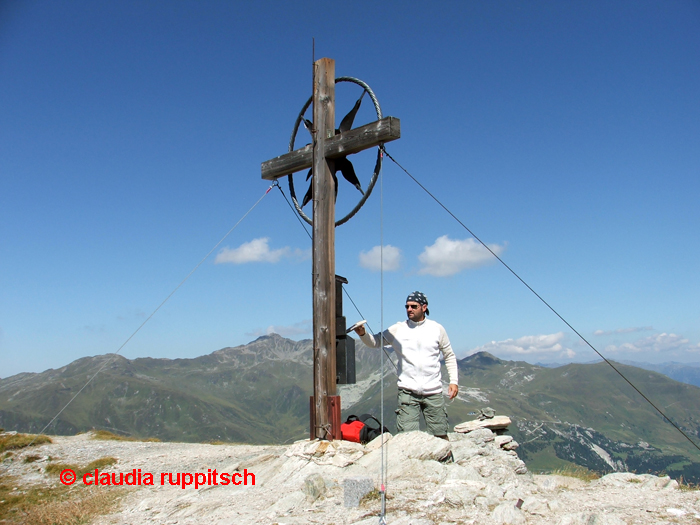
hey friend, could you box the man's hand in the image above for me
[354,325,366,337]
[448,384,459,400]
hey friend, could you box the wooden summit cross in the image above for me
[261,58,400,440]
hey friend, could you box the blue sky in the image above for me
[1,0,699,377]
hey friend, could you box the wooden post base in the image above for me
[309,395,341,440]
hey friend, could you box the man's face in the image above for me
[405,301,427,322]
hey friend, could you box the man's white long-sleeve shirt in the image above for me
[359,318,458,396]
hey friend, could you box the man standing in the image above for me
[353,291,459,438]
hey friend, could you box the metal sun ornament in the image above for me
[287,77,383,227]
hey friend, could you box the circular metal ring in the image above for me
[287,77,383,226]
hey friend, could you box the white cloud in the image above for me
[293,248,312,260]
[215,238,307,264]
[593,326,654,336]
[605,333,700,355]
[359,245,402,272]
[418,236,505,277]
[469,332,575,359]
[246,319,312,338]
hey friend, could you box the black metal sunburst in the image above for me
[287,77,383,227]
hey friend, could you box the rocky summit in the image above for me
[4,430,699,524]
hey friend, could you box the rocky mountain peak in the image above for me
[460,351,504,368]
[210,333,312,367]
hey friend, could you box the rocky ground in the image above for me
[3,430,700,524]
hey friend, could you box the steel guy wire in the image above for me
[381,145,700,455]
[274,181,312,241]
[28,183,276,446]
[379,146,388,524]
[340,287,398,374]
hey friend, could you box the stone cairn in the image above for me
[454,407,520,452]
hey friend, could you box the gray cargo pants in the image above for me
[396,388,448,436]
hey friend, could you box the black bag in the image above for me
[357,413,389,444]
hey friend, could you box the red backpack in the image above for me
[341,414,389,444]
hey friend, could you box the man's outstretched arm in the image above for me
[354,324,380,348]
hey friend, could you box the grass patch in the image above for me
[0,433,52,453]
[24,454,42,464]
[204,439,249,446]
[89,430,160,442]
[678,476,699,491]
[45,457,118,478]
[359,489,381,507]
[526,447,601,481]
[0,473,126,525]
[549,466,600,482]
[525,446,583,472]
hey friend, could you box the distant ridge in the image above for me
[521,359,700,388]
[619,360,700,388]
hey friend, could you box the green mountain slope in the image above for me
[0,335,314,443]
[3,336,700,481]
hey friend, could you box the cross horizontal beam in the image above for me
[261,116,400,181]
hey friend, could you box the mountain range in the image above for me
[538,359,700,388]
[2,334,699,482]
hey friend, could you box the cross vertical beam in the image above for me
[260,57,400,441]
[312,58,336,439]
